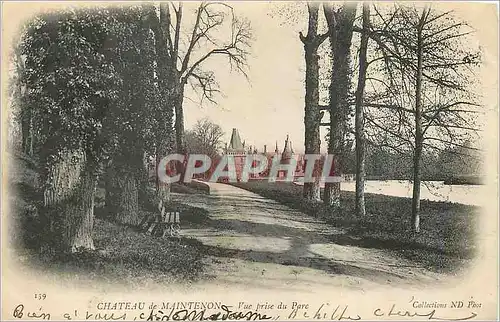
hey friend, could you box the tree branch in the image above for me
[172,2,183,63]
[181,15,251,84]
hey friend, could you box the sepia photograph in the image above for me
[1,1,498,321]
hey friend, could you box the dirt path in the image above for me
[173,183,444,293]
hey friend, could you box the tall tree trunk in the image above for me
[412,140,423,232]
[174,85,188,183]
[138,151,152,208]
[155,144,171,202]
[411,9,427,233]
[354,4,370,217]
[105,151,143,226]
[42,150,97,253]
[301,3,325,201]
[148,3,174,199]
[107,171,140,226]
[21,107,34,156]
[174,85,186,155]
[323,3,356,209]
[14,49,28,153]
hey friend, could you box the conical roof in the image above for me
[228,128,245,152]
[282,134,292,156]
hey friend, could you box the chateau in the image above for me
[151,128,352,183]
[222,128,306,181]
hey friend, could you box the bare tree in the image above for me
[411,7,428,233]
[354,3,370,217]
[186,117,225,158]
[358,4,481,232]
[156,2,252,155]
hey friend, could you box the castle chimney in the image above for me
[264,145,267,154]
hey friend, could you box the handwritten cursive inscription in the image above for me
[288,303,361,321]
[373,303,478,321]
[10,301,481,321]
[142,304,273,321]
[12,304,51,320]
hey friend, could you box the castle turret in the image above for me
[224,128,246,181]
[282,134,292,161]
[226,128,245,155]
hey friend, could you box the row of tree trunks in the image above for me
[42,149,97,253]
[301,3,326,201]
[323,3,357,209]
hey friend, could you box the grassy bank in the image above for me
[443,175,484,185]
[232,181,479,273]
[11,201,211,286]
[13,216,207,286]
[171,182,210,194]
[8,153,211,286]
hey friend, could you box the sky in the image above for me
[182,2,321,154]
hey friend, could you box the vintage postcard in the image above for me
[1,1,498,321]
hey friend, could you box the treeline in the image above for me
[342,143,483,182]
[8,4,251,254]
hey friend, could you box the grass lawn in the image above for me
[232,181,479,273]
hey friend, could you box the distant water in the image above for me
[293,180,484,206]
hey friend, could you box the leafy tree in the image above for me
[18,8,121,252]
[146,3,175,201]
[103,6,158,226]
[16,5,173,250]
